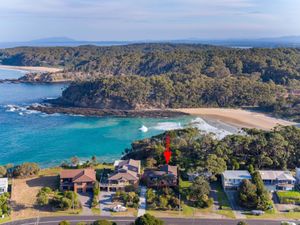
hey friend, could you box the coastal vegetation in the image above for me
[146,188,180,210]
[0,162,40,178]
[134,213,164,225]
[1,45,300,85]
[238,171,272,210]
[123,126,300,177]
[187,176,213,208]
[2,44,300,120]
[113,191,140,209]
[0,193,11,217]
[36,187,81,210]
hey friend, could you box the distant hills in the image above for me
[1,36,300,48]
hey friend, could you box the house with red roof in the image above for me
[59,169,96,193]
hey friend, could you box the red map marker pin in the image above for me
[164,150,171,164]
[164,134,172,164]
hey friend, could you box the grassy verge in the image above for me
[39,167,62,176]
[277,191,300,204]
[93,164,114,170]
[0,217,11,224]
[214,183,235,219]
[111,208,137,217]
[91,207,101,215]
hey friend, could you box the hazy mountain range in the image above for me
[1,36,300,48]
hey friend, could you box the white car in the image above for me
[112,204,127,212]
[251,210,265,216]
[280,222,297,225]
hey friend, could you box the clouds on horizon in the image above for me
[0,0,299,41]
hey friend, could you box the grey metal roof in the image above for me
[222,170,251,180]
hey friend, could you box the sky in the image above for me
[0,0,299,42]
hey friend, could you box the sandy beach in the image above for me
[0,65,63,73]
[175,108,296,130]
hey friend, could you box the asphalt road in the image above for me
[2,216,297,225]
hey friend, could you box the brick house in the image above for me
[100,159,141,192]
[60,169,96,193]
[142,165,178,188]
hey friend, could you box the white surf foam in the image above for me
[139,125,148,132]
[4,104,41,116]
[152,122,182,131]
[190,117,232,139]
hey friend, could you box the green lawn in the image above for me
[0,217,11,224]
[93,164,114,170]
[277,191,300,204]
[39,167,62,176]
[179,180,192,189]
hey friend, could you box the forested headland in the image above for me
[1,44,300,120]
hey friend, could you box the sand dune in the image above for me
[0,65,62,73]
[175,108,296,130]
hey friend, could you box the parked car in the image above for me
[280,222,297,225]
[112,204,127,212]
[251,210,265,216]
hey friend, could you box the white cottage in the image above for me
[221,170,252,190]
[0,178,8,194]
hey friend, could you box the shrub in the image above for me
[59,197,72,210]
[92,220,116,225]
[0,166,7,177]
[58,221,70,225]
[0,193,11,216]
[237,221,248,225]
[92,196,98,207]
[134,213,164,225]
[41,187,52,194]
[93,182,100,196]
[77,223,86,225]
[37,192,49,206]
[13,162,40,177]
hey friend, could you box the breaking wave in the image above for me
[4,104,40,115]
[152,122,182,131]
[190,117,233,139]
[139,125,149,132]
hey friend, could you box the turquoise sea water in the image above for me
[0,69,194,167]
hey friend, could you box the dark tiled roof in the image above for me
[160,165,178,177]
[60,169,96,183]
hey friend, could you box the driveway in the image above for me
[78,192,93,215]
[99,191,113,216]
[210,183,220,211]
[138,186,146,217]
[225,190,246,219]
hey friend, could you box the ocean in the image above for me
[0,69,238,167]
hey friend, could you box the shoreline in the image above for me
[174,108,296,130]
[0,65,63,73]
[30,104,297,130]
[28,105,189,118]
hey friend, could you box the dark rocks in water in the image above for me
[28,104,188,118]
